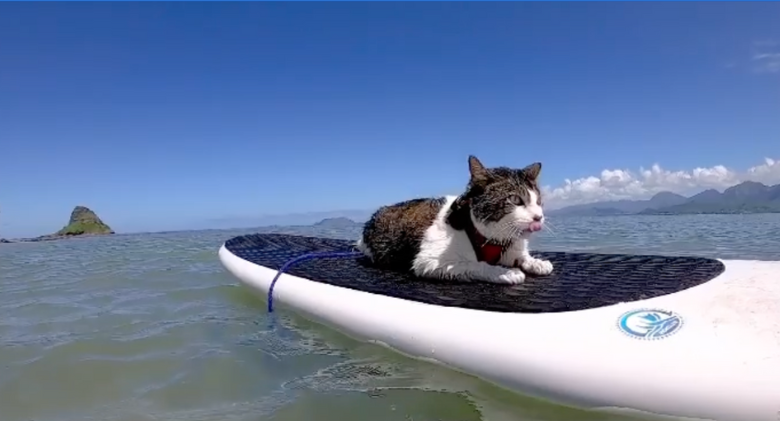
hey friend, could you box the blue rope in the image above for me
[267,250,363,313]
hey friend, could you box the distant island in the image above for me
[548,181,780,217]
[1,205,114,244]
[313,217,362,229]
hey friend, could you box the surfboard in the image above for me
[219,233,780,421]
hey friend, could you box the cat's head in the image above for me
[450,155,545,241]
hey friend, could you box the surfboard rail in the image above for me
[219,233,780,421]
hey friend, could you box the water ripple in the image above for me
[1,215,779,421]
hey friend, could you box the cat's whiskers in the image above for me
[492,220,526,241]
[479,220,515,244]
[541,220,559,237]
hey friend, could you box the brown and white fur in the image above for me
[356,155,553,284]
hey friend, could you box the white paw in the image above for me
[521,258,554,276]
[497,269,526,284]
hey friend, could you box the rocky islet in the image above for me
[1,205,114,243]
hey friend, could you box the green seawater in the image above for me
[2,214,780,421]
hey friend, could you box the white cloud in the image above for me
[751,40,780,74]
[543,157,780,208]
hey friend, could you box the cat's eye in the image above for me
[507,195,523,205]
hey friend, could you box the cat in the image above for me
[355,155,553,284]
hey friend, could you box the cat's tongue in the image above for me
[528,221,543,232]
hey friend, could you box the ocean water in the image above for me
[2,214,780,421]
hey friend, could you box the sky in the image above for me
[1,2,779,237]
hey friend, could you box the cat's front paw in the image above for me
[497,268,526,285]
[521,258,554,277]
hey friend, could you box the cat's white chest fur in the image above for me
[411,196,553,284]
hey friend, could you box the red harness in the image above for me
[464,221,509,265]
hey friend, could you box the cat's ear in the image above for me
[468,155,491,183]
[522,162,542,181]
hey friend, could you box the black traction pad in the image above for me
[224,233,725,313]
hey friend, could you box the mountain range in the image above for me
[204,209,372,230]
[547,181,780,216]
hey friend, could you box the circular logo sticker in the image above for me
[617,308,683,340]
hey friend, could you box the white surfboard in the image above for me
[218,233,780,421]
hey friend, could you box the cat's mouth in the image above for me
[523,221,543,234]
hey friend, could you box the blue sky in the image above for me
[1,2,779,237]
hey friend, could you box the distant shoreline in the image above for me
[4,212,780,244]
[641,211,780,216]
[549,210,780,217]
[547,180,780,217]
[0,233,114,244]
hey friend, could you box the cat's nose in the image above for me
[532,215,543,222]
